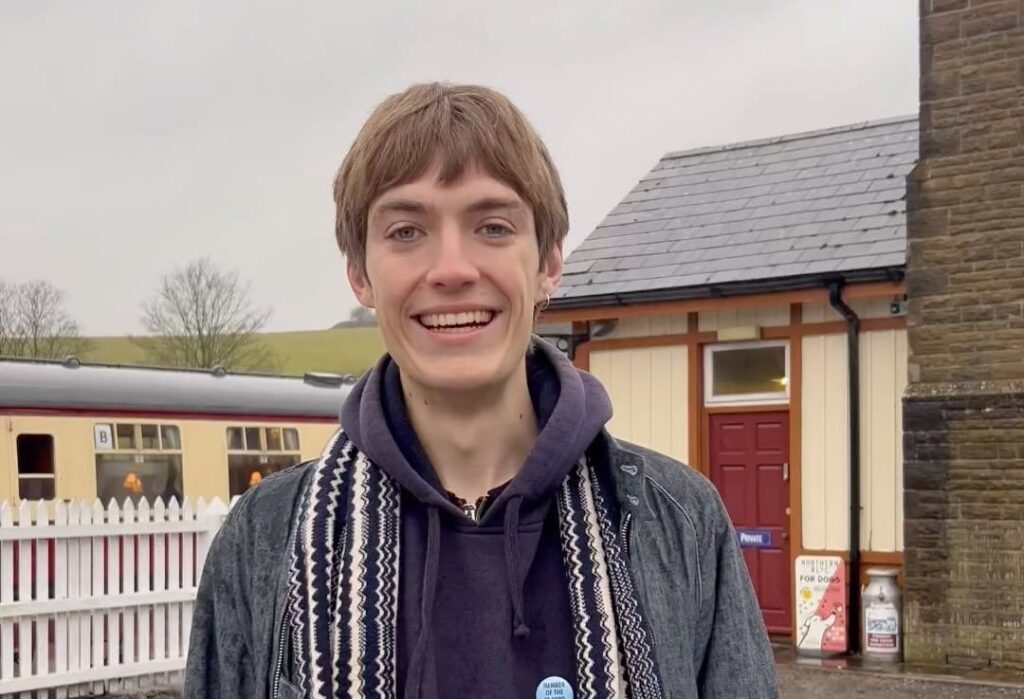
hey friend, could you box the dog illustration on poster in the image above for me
[795,556,848,654]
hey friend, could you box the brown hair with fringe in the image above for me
[333,82,569,273]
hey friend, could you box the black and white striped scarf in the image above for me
[286,429,664,699]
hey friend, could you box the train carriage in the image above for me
[0,358,351,506]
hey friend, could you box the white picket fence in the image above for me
[0,497,231,698]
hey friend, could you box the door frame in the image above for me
[706,408,793,636]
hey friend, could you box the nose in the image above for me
[424,229,480,289]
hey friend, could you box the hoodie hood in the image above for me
[340,336,613,521]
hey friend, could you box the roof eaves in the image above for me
[549,266,905,311]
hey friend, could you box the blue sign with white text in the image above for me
[736,529,773,548]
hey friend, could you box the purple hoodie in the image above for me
[340,339,614,699]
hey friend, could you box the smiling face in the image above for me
[348,164,563,395]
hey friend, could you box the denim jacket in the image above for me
[184,432,779,698]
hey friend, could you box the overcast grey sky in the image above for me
[1,1,918,336]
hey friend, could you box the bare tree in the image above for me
[0,280,24,357]
[134,258,277,371]
[0,279,91,359]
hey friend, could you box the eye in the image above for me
[480,223,512,238]
[388,226,421,242]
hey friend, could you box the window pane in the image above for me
[283,428,300,451]
[95,453,183,505]
[140,424,159,450]
[227,454,297,497]
[17,434,54,475]
[226,427,244,451]
[19,476,55,500]
[266,427,282,451]
[116,424,136,450]
[161,425,181,450]
[712,346,787,396]
[244,427,261,451]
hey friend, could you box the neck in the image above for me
[402,362,537,501]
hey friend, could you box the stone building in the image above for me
[902,0,1024,669]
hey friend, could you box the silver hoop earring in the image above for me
[537,293,551,312]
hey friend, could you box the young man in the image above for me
[185,83,779,699]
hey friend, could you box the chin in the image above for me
[401,351,521,395]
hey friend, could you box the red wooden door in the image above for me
[709,412,791,634]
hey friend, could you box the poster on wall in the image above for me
[795,555,847,656]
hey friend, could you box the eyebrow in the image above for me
[372,196,526,219]
[464,197,526,215]
[373,199,429,216]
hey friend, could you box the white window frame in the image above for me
[704,340,790,407]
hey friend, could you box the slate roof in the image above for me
[555,116,918,307]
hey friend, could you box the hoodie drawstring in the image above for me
[405,506,441,699]
[407,495,530,697]
[503,495,531,639]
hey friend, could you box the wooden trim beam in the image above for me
[788,302,803,642]
[582,332,717,354]
[541,280,906,324]
[687,312,701,469]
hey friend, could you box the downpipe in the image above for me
[828,281,862,654]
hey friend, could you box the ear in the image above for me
[346,260,375,309]
[537,242,564,301]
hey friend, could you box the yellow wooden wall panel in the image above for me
[801,333,850,551]
[803,299,896,323]
[649,350,673,459]
[671,347,687,461]
[858,328,908,552]
[0,418,14,502]
[606,315,687,339]
[757,305,792,327]
[851,298,893,319]
[698,306,789,332]
[822,333,851,551]
[590,345,688,462]
[802,303,828,324]
[803,329,907,554]
[183,421,229,499]
[801,335,827,550]
[628,350,653,448]
[607,317,650,339]
[895,329,907,551]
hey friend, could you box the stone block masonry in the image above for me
[904,0,1024,670]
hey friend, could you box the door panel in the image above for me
[710,412,791,634]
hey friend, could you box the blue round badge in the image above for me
[536,675,573,699]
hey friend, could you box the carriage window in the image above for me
[226,425,302,496]
[140,424,159,449]
[115,423,136,450]
[160,425,181,450]
[226,427,245,450]
[95,422,184,504]
[17,434,56,500]
[96,454,183,504]
[266,427,283,451]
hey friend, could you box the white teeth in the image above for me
[418,310,495,328]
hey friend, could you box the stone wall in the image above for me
[903,0,1024,669]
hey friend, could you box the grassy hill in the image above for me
[81,326,386,377]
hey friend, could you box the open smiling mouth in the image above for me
[415,310,498,333]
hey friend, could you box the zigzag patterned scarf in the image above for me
[286,430,663,699]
